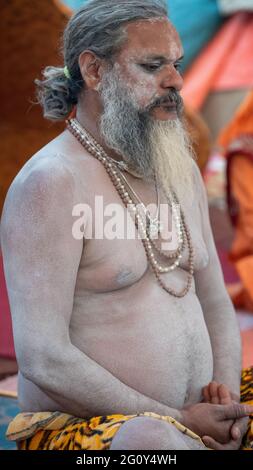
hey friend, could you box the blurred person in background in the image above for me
[220,91,253,312]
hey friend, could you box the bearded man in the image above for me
[1,0,253,451]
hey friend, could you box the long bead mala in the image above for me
[67,118,194,297]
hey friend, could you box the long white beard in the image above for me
[99,68,195,201]
[148,119,196,201]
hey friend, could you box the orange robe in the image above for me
[219,91,253,311]
[226,146,253,311]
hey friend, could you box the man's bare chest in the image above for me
[65,152,209,294]
[74,189,209,295]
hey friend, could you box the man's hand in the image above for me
[202,381,238,405]
[202,416,249,450]
[201,380,249,448]
[181,402,253,444]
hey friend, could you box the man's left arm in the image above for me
[193,163,242,401]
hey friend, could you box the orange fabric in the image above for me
[184,107,211,172]
[229,155,253,259]
[241,329,253,369]
[53,0,72,18]
[219,91,253,311]
[218,91,253,149]
[182,13,253,111]
[213,14,253,91]
[228,155,253,311]
[68,106,77,119]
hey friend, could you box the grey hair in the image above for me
[35,0,168,121]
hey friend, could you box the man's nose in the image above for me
[161,65,183,92]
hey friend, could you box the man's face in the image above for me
[112,18,184,121]
[98,18,194,200]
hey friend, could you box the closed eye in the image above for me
[139,63,162,72]
[174,61,182,72]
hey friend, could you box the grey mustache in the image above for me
[148,90,183,111]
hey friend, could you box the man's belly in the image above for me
[19,273,213,413]
[72,284,213,409]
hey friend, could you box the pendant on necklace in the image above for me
[148,219,164,238]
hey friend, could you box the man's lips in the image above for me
[155,102,178,111]
[146,95,183,113]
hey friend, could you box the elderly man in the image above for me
[1,0,253,451]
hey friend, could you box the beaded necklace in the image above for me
[67,117,194,297]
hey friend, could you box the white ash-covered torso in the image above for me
[17,132,213,416]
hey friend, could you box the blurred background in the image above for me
[0,0,253,448]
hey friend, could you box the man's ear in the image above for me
[78,50,104,90]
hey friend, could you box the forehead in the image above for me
[118,18,183,61]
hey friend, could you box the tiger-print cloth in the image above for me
[6,367,253,450]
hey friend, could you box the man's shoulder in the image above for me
[4,127,95,203]
[4,154,72,208]
[1,135,83,226]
